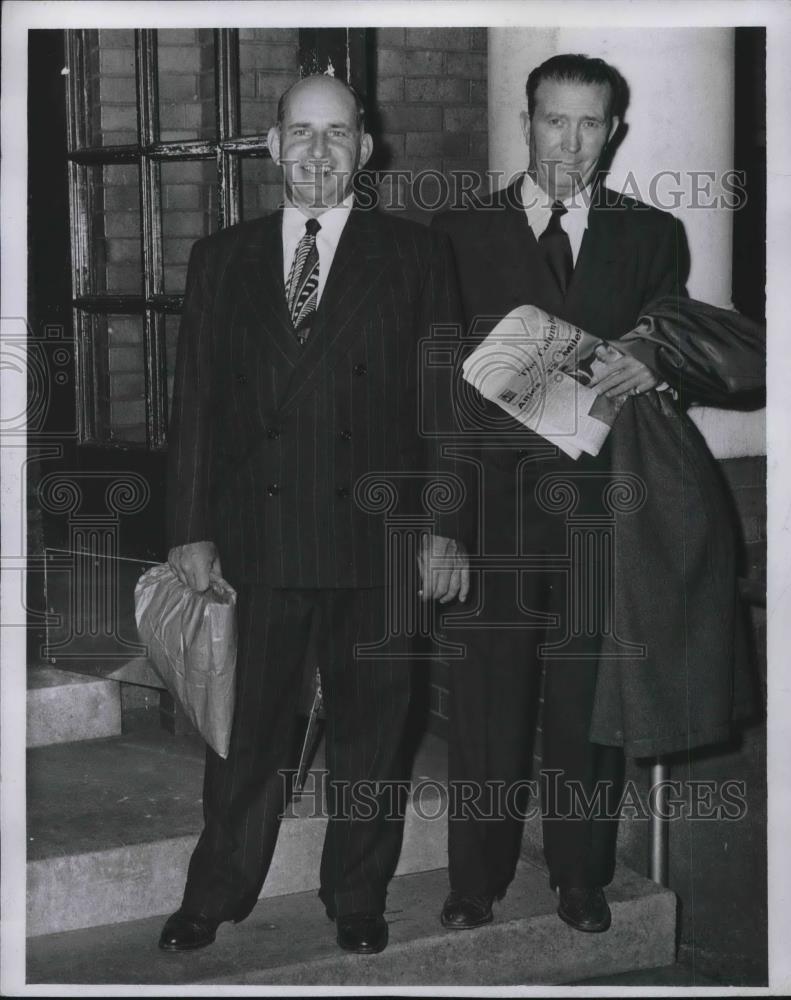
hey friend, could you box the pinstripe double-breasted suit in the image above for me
[166,204,465,922]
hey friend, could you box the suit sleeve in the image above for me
[166,237,217,550]
[416,228,475,547]
[625,212,689,373]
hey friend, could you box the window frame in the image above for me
[64,28,270,451]
[64,26,367,452]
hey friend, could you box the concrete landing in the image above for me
[27,665,122,748]
[27,728,449,937]
[27,856,676,987]
[572,962,720,987]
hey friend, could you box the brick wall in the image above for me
[238,28,300,217]
[370,27,488,221]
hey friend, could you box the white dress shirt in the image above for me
[520,173,591,266]
[281,194,354,305]
[521,173,667,390]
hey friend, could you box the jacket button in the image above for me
[352,363,367,376]
[266,426,281,439]
[336,486,350,499]
[236,374,248,384]
[339,429,352,441]
[266,483,280,497]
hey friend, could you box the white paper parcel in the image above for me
[134,563,237,758]
[461,305,621,460]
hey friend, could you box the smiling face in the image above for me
[521,78,619,201]
[267,76,373,217]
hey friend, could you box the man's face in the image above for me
[267,77,373,217]
[521,78,619,201]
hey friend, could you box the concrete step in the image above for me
[27,727,449,938]
[26,665,122,748]
[26,857,677,987]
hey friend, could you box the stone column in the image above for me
[487,27,764,457]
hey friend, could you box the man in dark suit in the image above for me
[159,74,468,956]
[433,54,684,934]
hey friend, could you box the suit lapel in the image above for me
[563,186,628,317]
[488,179,567,316]
[492,179,629,321]
[236,210,302,370]
[278,207,390,415]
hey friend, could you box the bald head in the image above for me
[277,75,366,130]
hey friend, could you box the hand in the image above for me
[168,540,222,593]
[587,343,659,398]
[418,534,470,604]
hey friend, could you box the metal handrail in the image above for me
[649,758,669,885]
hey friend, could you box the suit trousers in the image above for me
[446,572,624,897]
[180,585,411,922]
[446,451,624,897]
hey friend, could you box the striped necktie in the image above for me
[285,217,321,341]
[538,201,573,296]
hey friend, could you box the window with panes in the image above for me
[63,27,364,450]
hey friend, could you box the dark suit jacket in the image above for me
[167,206,465,588]
[432,178,686,551]
[434,178,684,343]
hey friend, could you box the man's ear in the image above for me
[520,111,531,145]
[267,125,281,164]
[607,116,621,144]
[358,131,374,169]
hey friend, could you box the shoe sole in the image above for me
[557,906,611,933]
[336,928,389,955]
[158,934,216,952]
[440,910,494,930]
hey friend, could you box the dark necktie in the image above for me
[538,201,573,296]
[285,217,321,341]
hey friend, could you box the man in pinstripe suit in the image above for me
[158,75,469,956]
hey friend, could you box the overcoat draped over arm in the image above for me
[589,297,765,757]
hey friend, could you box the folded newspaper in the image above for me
[461,305,625,460]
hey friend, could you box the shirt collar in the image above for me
[282,193,354,248]
[520,172,592,235]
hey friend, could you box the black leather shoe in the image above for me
[335,913,388,954]
[158,909,219,951]
[557,887,611,933]
[441,891,501,930]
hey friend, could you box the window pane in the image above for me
[240,155,283,221]
[108,314,146,443]
[83,313,146,444]
[157,29,216,142]
[238,29,299,137]
[85,30,139,147]
[161,160,217,294]
[89,163,143,295]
